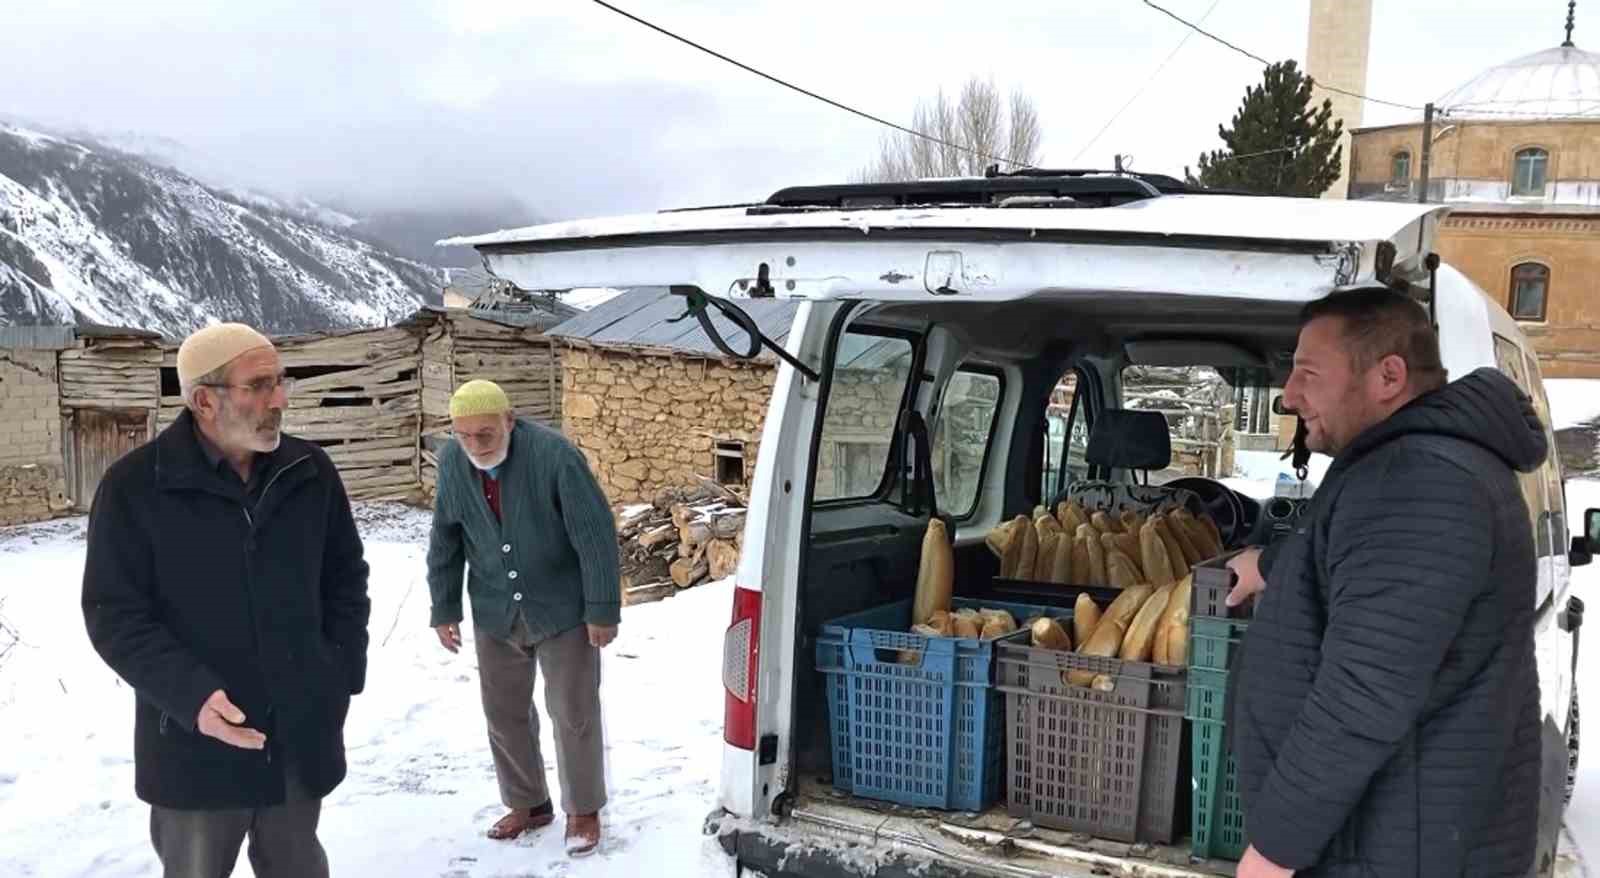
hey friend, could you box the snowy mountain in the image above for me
[0,123,444,337]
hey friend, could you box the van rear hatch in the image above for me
[442,194,1449,305]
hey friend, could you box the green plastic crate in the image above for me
[1189,617,1248,672]
[1186,655,1247,861]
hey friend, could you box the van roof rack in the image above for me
[755,168,1229,213]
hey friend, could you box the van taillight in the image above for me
[723,585,761,750]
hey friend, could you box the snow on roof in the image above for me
[439,194,1448,252]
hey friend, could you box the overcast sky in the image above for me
[0,0,1578,232]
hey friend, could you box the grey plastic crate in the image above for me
[996,642,1186,844]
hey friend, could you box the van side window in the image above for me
[812,331,917,503]
[1043,370,1091,499]
[1521,348,1566,552]
[931,367,1003,518]
[1493,335,1553,558]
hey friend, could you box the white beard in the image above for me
[468,447,508,471]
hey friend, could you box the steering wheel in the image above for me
[1161,477,1248,550]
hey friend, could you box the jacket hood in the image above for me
[1344,366,1548,473]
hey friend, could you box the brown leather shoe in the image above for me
[487,800,554,840]
[564,813,601,857]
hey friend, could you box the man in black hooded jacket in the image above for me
[1226,289,1546,878]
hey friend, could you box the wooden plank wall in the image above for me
[449,315,563,427]
[59,341,161,411]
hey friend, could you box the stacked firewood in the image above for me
[615,479,747,604]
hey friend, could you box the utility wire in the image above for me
[587,0,1032,169]
[1073,0,1224,162]
[1141,0,1424,112]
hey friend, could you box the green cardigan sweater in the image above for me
[427,418,621,641]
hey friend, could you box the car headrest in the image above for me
[1085,408,1171,472]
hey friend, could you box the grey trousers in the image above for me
[148,765,327,878]
[474,616,607,815]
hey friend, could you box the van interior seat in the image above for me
[1084,407,1171,484]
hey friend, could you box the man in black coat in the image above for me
[1226,289,1546,878]
[81,323,371,878]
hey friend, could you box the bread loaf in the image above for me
[1198,512,1223,554]
[1030,617,1073,651]
[1068,585,1153,685]
[912,518,955,626]
[1034,527,1061,582]
[953,614,982,639]
[1058,501,1088,536]
[1016,520,1039,582]
[1152,516,1191,578]
[1081,524,1107,584]
[1091,510,1121,535]
[1166,513,1205,565]
[1119,508,1141,534]
[1073,593,1102,646]
[998,516,1029,578]
[1119,584,1173,662]
[1154,575,1192,666]
[1103,531,1142,572]
[1173,509,1220,560]
[1105,550,1142,589]
[1139,520,1177,586]
[1049,530,1077,584]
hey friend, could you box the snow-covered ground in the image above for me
[0,505,734,877]
[4,456,1600,876]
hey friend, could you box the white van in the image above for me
[449,171,1593,877]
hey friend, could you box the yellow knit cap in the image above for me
[176,323,273,386]
[449,379,512,418]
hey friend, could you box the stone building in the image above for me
[545,290,795,503]
[1347,11,1600,376]
[0,327,73,525]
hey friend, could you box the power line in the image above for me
[1140,0,1424,112]
[586,0,1031,169]
[1073,0,1224,162]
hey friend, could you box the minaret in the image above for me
[1305,0,1374,199]
[1563,1,1577,47]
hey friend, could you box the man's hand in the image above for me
[1226,547,1265,608]
[1236,845,1294,878]
[587,624,618,649]
[435,622,462,654]
[196,689,266,750]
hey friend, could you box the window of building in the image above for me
[1391,151,1411,184]
[1512,148,1549,196]
[713,439,746,485]
[1510,262,1550,322]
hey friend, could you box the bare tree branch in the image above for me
[861,76,1044,182]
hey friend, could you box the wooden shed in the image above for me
[418,300,578,492]
[158,321,426,503]
[58,326,166,512]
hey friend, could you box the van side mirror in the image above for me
[1575,508,1600,568]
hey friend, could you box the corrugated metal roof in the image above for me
[546,288,798,360]
[0,325,77,350]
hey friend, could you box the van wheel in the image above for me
[1567,684,1580,806]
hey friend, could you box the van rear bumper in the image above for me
[704,802,1218,878]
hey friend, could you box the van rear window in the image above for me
[812,331,916,503]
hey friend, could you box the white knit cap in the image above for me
[176,323,273,386]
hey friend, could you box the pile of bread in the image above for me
[985,501,1222,589]
[1023,576,1193,689]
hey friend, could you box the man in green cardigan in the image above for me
[426,379,621,857]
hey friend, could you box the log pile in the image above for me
[616,479,747,605]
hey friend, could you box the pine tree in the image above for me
[1186,60,1344,196]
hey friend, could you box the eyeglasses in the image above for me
[449,427,506,444]
[203,375,296,396]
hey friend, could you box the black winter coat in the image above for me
[81,410,371,809]
[1235,367,1547,878]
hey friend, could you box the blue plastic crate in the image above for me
[816,597,1065,812]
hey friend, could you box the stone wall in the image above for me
[561,347,776,503]
[0,349,70,526]
[812,365,913,503]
